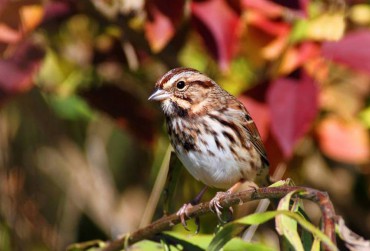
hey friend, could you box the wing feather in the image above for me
[243,112,269,166]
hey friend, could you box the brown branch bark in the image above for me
[100,186,336,251]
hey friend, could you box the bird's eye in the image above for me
[176,81,186,90]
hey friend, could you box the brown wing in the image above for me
[217,92,269,167]
[243,112,269,167]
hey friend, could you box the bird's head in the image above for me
[148,67,217,117]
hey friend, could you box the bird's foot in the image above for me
[209,191,233,223]
[176,203,201,233]
[176,203,193,231]
[176,186,208,232]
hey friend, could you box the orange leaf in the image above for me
[279,42,320,75]
[145,5,174,52]
[20,4,44,33]
[316,117,370,164]
[262,32,289,60]
[241,0,283,18]
[145,0,185,52]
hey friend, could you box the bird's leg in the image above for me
[209,180,244,222]
[176,186,208,232]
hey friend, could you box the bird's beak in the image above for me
[148,88,171,101]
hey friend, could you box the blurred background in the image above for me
[0,0,369,250]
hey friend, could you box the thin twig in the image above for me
[139,145,172,227]
[100,186,336,251]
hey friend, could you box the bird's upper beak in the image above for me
[148,88,171,101]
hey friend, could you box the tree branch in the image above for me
[97,185,337,251]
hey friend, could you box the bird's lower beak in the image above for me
[148,88,171,101]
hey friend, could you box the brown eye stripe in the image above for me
[190,80,213,88]
[158,67,199,88]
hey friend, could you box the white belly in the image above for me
[172,117,259,189]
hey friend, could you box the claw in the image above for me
[176,203,192,231]
[209,191,233,223]
[247,183,259,192]
[195,216,200,234]
[176,186,208,232]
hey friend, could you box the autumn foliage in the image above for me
[0,0,369,250]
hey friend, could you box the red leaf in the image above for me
[145,0,185,52]
[0,0,10,13]
[42,0,75,22]
[0,41,44,97]
[246,12,290,36]
[191,0,240,70]
[267,73,319,157]
[316,117,370,164]
[241,0,292,37]
[321,30,370,75]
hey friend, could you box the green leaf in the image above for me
[301,226,314,251]
[209,210,293,251]
[311,237,321,251]
[207,224,244,251]
[218,58,253,96]
[168,229,275,251]
[0,223,11,251]
[359,106,370,129]
[46,95,93,120]
[211,210,337,251]
[37,49,68,87]
[130,240,165,251]
[179,40,212,73]
[67,239,105,251]
[276,211,337,251]
[236,211,281,225]
[276,190,304,251]
[162,231,211,250]
[290,20,309,43]
[268,179,294,188]
[224,238,275,251]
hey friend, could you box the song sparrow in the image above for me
[149,67,270,224]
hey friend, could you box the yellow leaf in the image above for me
[306,13,345,41]
[350,4,370,25]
